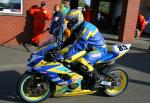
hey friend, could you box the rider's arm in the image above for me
[61,33,76,48]
[64,28,90,59]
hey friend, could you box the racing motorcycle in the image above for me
[17,28,131,103]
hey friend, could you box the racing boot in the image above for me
[88,69,105,90]
[78,62,105,89]
[77,58,105,89]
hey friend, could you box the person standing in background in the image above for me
[61,0,71,39]
[136,15,149,37]
[30,1,50,46]
[61,0,70,16]
[49,4,65,45]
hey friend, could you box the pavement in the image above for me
[103,33,150,50]
[0,34,150,103]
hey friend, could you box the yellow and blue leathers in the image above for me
[63,21,107,71]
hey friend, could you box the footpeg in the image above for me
[100,81,112,86]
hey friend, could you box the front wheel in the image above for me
[17,73,51,103]
[100,64,128,96]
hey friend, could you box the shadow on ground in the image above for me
[129,79,150,87]
[0,6,39,53]
[117,50,150,74]
[131,47,150,53]
[0,70,21,102]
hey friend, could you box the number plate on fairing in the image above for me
[112,44,131,54]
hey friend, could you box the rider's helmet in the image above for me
[66,9,84,31]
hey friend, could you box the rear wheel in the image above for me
[17,73,51,103]
[100,64,128,96]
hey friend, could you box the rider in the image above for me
[56,9,107,87]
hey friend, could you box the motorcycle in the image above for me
[17,28,131,103]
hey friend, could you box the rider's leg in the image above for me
[77,51,104,81]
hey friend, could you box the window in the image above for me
[99,1,110,14]
[0,0,23,14]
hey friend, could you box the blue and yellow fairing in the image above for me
[33,61,95,96]
[29,43,130,97]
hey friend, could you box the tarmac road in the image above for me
[0,45,150,103]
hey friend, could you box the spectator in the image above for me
[50,4,66,45]
[61,0,70,16]
[29,1,50,46]
[61,0,71,40]
[136,15,148,37]
[97,12,104,30]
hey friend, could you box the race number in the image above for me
[117,45,128,51]
[112,44,131,54]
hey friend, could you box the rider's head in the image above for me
[41,1,46,9]
[66,9,84,31]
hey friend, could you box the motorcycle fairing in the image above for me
[33,62,84,95]
[27,44,131,97]
[61,44,131,64]
[34,44,57,55]
[27,54,43,67]
[97,44,131,63]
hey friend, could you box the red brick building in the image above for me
[0,0,143,46]
[0,0,60,46]
[90,0,141,43]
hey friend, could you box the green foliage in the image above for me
[0,3,6,8]
[78,0,86,7]
[99,1,110,14]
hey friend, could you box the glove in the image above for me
[54,53,64,61]
[64,53,71,60]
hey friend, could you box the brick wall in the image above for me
[119,0,141,43]
[0,0,61,46]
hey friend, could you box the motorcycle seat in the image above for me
[99,44,131,63]
[100,52,118,63]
